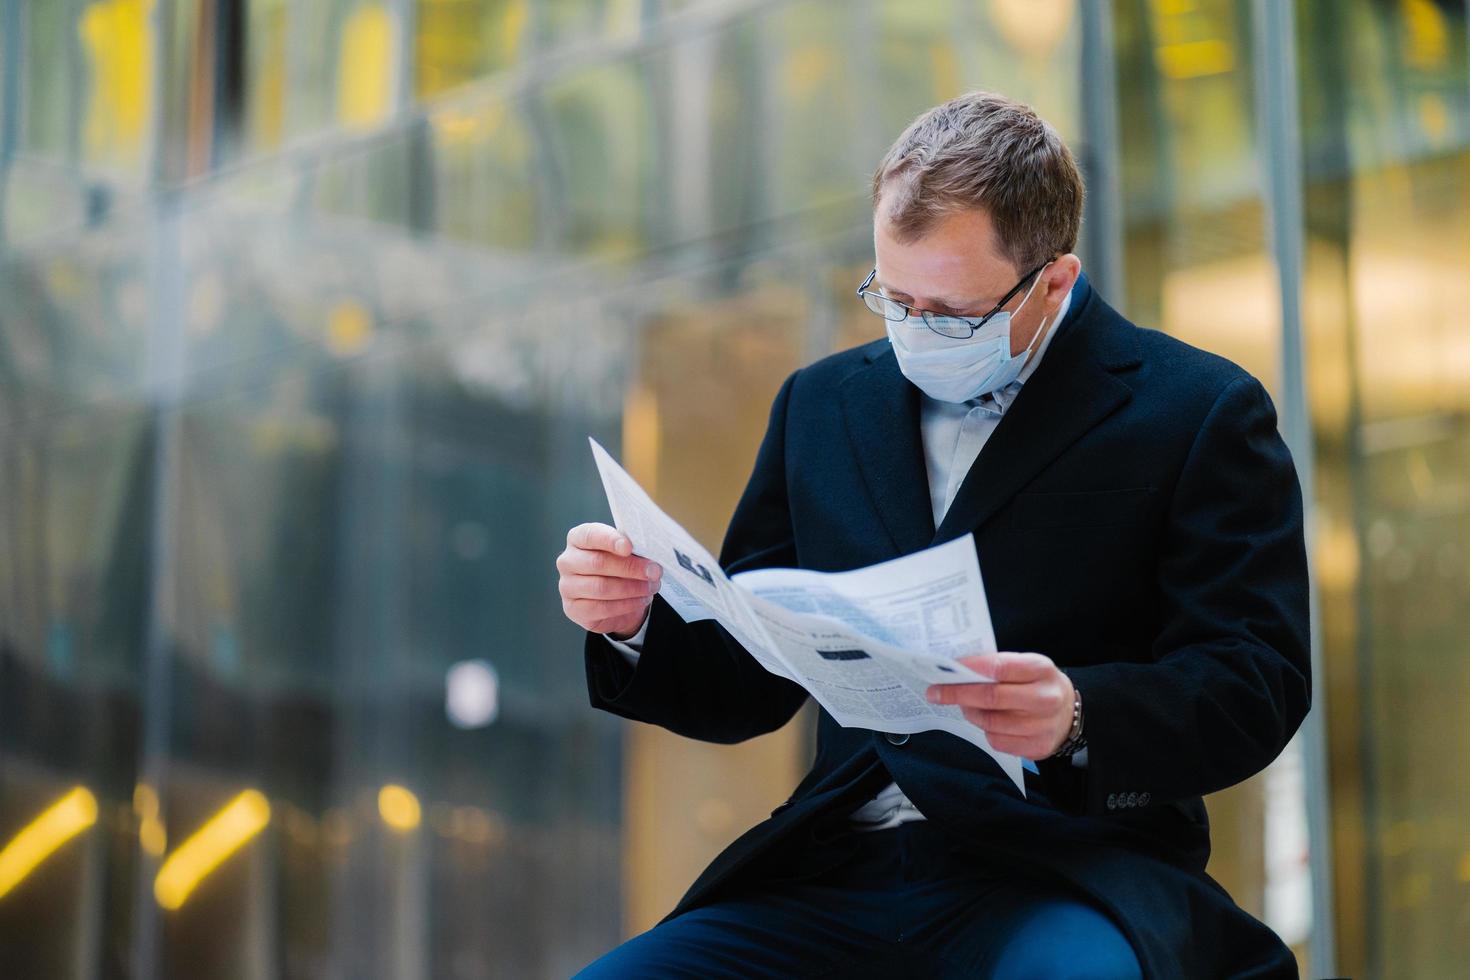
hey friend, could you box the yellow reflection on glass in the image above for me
[415,0,529,99]
[378,785,422,832]
[133,783,167,857]
[434,105,499,142]
[140,819,167,858]
[0,787,99,900]
[1155,39,1234,79]
[327,299,374,356]
[782,44,836,101]
[78,0,154,165]
[622,384,660,496]
[337,4,395,128]
[499,0,530,63]
[154,790,271,910]
[987,0,1074,57]
[1401,0,1449,70]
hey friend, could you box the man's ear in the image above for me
[1044,254,1083,313]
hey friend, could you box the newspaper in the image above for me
[589,437,1025,794]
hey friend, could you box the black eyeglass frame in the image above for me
[855,261,1051,338]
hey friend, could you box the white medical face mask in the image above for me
[885,264,1052,403]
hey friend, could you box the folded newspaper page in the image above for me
[589,437,1025,794]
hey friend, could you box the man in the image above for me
[556,91,1310,978]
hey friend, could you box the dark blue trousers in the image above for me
[575,819,1143,979]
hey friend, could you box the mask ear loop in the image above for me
[1013,261,1055,362]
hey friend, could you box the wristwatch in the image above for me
[1048,686,1087,759]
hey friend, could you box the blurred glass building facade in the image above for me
[1,0,1467,977]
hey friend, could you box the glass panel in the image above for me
[539,0,635,47]
[415,0,532,99]
[131,217,634,975]
[538,59,655,256]
[1298,1,1470,977]
[276,0,378,143]
[76,0,155,177]
[20,0,79,162]
[4,0,1381,974]
[764,2,867,218]
[427,98,540,249]
[1116,0,1282,392]
[0,398,153,977]
[243,0,290,153]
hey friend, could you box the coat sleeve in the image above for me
[1043,374,1313,815]
[582,370,810,743]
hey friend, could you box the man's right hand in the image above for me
[556,522,663,640]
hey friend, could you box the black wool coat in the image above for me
[584,274,1311,979]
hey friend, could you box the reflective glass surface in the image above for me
[1297,1,1470,976]
[3,1,1467,977]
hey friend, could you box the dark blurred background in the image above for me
[1,1,1467,977]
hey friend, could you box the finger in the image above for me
[943,679,1070,719]
[959,652,1054,683]
[960,706,1042,736]
[567,522,633,556]
[927,681,1036,712]
[560,574,659,602]
[566,595,653,622]
[559,548,663,581]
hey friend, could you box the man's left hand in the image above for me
[925,652,1075,760]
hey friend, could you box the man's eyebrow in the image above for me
[876,280,986,310]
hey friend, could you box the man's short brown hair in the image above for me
[870,91,1085,273]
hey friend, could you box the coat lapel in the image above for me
[931,280,1139,544]
[838,349,936,556]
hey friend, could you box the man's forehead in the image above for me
[873,277,977,308]
[873,211,1015,304]
[872,256,1012,306]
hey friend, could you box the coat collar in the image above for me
[838,273,1141,556]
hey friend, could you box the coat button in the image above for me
[885,732,910,745]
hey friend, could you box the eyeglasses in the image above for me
[856,262,1050,339]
